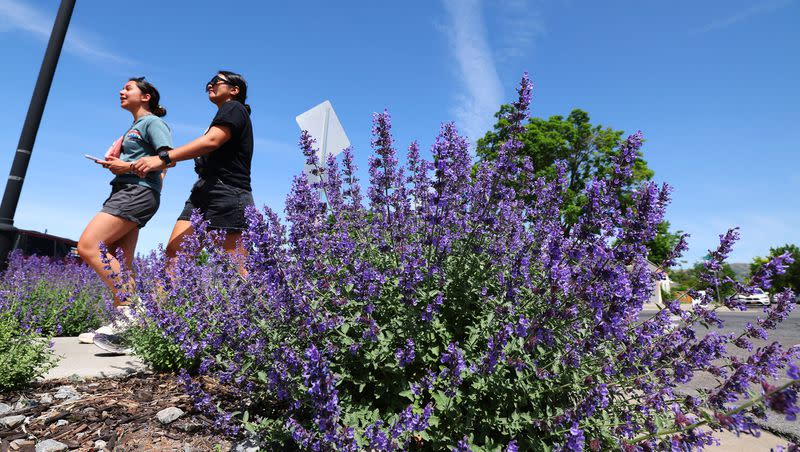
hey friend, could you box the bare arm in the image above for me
[132,125,231,177]
[168,125,232,162]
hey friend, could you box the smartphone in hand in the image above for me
[84,154,105,163]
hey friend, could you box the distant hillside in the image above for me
[729,263,750,282]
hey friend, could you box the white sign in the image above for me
[295,100,350,185]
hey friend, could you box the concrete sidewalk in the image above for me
[44,336,147,380]
[41,337,793,450]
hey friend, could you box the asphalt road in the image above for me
[639,308,800,441]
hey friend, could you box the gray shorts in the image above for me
[100,183,160,228]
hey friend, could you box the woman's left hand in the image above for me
[132,156,167,178]
[101,156,136,175]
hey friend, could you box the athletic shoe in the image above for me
[78,305,136,344]
[93,333,133,355]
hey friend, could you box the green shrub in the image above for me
[0,312,58,390]
[129,322,199,373]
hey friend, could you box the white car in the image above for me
[731,288,771,307]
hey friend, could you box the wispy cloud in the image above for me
[691,0,794,34]
[493,0,546,62]
[441,0,504,144]
[0,0,132,65]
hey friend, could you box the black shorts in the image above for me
[100,183,160,228]
[178,178,254,230]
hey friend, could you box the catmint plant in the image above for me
[129,73,798,451]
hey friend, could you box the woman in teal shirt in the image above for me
[77,77,172,345]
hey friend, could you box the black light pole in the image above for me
[0,0,76,266]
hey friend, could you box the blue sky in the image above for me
[0,0,797,266]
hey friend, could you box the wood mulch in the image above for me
[0,373,236,451]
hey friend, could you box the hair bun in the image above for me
[154,105,167,117]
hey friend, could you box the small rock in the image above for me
[53,385,81,401]
[12,396,36,411]
[0,414,26,429]
[0,402,11,414]
[39,393,54,405]
[36,439,69,452]
[156,406,184,424]
[55,419,69,427]
[101,410,110,419]
[94,439,107,451]
[233,438,260,452]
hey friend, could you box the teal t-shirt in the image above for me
[111,115,173,192]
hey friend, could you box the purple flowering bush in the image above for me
[130,74,799,450]
[0,251,114,336]
[0,252,112,389]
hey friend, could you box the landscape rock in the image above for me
[0,402,11,414]
[156,406,184,424]
[55,419,69,427]
[35,439,69,452]
[12,396,36,411]
[39,393,54,404]
[94,439,107,450]
[233,437,260,452]
[0,414,26,429]
[53,385,81,400]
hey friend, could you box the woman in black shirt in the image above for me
[133,71,254,260]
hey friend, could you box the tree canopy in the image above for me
[751,244,800,294]
[476,107,681,264]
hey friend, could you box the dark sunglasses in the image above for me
[206,75,234,91]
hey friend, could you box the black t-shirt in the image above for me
[194,100,254,191]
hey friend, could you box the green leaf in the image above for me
[398,389,415,401]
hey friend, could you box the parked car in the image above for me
[731,288,771,307]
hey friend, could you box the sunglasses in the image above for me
[206,75,234,91]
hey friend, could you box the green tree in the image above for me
[646,221,683,265]
[750,244,800,294]
[476,107,682,264]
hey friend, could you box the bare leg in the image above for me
[77,213,139,306]
[166,220,247,274]
[222,230,247,275]
[166,220,193,261]
[108,227,140,302]
[108,228,139,271]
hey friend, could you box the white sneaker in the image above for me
[77,306,136,344]
[78,332,96,344]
